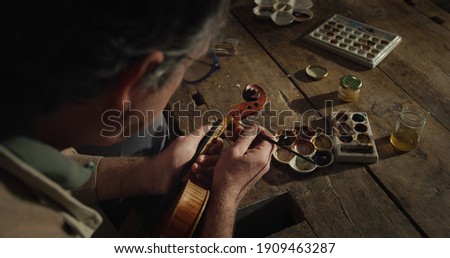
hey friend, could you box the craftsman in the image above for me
[0,0,274,237]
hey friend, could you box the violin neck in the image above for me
[178,118,224,182]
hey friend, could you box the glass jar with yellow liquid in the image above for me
[390,105,427,152]
[338,75,362,102]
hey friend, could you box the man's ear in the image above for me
[110,51,165,105]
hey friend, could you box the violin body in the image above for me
[157,180,209,237]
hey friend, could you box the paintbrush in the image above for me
[257,133,316,165]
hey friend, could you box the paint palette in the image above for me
[305,14,401,68]
[253,0,314,26]
[331,111,379,163]
[272,127,334,173]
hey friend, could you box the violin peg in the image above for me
[243,84,261,101]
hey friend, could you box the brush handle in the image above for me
[258,134,316,165]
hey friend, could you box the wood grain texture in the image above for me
[268,221,317,238]
[231,0,450,237]
[168,9,423,237]
[158,180,210,237]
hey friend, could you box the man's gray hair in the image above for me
[0,0,229,138]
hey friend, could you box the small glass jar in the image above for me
[338,75,362,102]
[390,105,427,152]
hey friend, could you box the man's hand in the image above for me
[200,124,275,237]
[156,124,224,192]
[211,124,275,203]
[95,124,223,200]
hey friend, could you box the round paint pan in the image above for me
[289,156,317,173]
[273,146,296,164]
[312,150,334,167]
[311,133,334,151]
[293,139,316,157]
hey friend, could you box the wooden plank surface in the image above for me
[230,0,450,236]
[233,0,450,130]
[268,221,317,238]
[415,0,450,30]
[168,10,423,237]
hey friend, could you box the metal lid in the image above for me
[305,64,328,80]
[340,75,362,90]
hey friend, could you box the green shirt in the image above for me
[0,136,102,237]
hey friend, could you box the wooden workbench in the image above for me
[169,0,450,237]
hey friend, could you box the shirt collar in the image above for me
[1,136,92,189]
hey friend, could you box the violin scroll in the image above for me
[228,83,267,124]
[243,84,261,101]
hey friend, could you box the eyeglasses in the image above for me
[183,51,220,83]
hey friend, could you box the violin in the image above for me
[146,83,268,237]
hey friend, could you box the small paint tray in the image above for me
[253,0,314,26]
[304,14,401,68]
[331,111,379,163]
[272,127,334,173]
